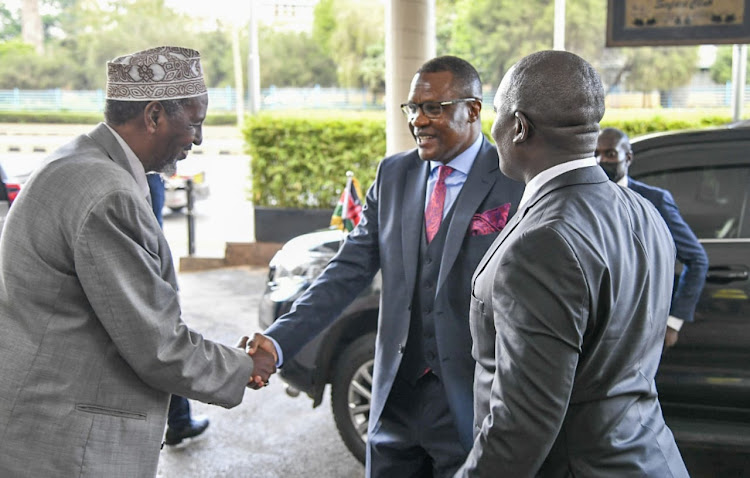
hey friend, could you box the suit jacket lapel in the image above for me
[401,152,429,298]
[471,165,606,286]
[471,199,529,287]
[87,123,140,183]
[437,138,497,292]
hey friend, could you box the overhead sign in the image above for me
[607,0,750,46]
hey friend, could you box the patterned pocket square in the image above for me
[468,203,511,236]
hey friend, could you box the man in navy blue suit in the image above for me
[249,56,524,477]
[596,127,708,348]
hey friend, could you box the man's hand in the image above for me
[236,335,276,389]
[246,332,279,363]
[664,326,679,349]
[247,347,277,390]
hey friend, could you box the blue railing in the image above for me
[0,86,384,112]
[1,85,749,112]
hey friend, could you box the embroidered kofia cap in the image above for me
[106,46,207,101]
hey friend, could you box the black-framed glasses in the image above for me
[400,98,478,119]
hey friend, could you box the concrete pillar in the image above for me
[731,44,747,122]
[385,0,436,156]
[553,0,566,51]
[247,0,261,116]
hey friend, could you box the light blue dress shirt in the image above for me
[424,134,483,217]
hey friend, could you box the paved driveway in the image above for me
[157,267,364,477]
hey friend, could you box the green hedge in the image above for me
[245,111,735,209]
[0,110,238,125]
[480,114,732,142]
[244,114,386,208]
[601,113,732,137]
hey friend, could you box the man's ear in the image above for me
[625,150,634,168]
[467,100,482,123]
[513,111,530,144]
[144,101,162,133]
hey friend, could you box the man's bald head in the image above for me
[492,50,605,182]
[501,50,604,140]
[599,127,630,149]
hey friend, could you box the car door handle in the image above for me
[706,266,749,284]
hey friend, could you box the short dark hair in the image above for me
[104,98,190,125]
[417,56,482,98]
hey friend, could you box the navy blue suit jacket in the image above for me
[628,177,708,322]
[265,136,524,451]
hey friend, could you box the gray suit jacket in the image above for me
[266,137,524,453]
[0,124,254,477]
[458,166,689,477]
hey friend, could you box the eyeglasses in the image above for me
[400,98,478,119]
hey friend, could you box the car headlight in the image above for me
[269,247,332,289]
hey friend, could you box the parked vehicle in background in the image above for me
[259,123,750,470]
[0,171,9,232]
[163,158,210,213]
[628,122,750,460]
[0,154,44,232]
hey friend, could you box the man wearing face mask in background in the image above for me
[596,127,708,348]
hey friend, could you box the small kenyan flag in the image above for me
[330,172,363,232]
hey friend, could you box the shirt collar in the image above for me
[518,157,598,209]
[617,175,629,187]
[103,123,150,199]
[429,133,483,176]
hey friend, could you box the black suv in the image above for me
[258,123,750,468]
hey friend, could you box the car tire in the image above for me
[168,206,184,213]
[331,332,375,465]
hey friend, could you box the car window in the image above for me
[636,166,750,239]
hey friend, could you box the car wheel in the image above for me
[168,206,184,213]
[331,332,375,465]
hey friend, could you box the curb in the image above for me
[178,242,282,272]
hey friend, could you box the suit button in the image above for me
[425,257,432,265]
[427,351,435,361]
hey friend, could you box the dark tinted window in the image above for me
[636,166,750,239]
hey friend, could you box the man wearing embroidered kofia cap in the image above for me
[0,46,276,477]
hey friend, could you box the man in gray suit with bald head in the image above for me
[456,50,689,477]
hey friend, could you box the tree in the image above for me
[447,0,609,88]
[194,25,235,87]
[59,0,202,89]
[621,47,699,92]
[445,0,699,96]
[1,3,21,41]
[22,0,44,53]
[710,45,750,84]
[0,40,81,89]
[436,0,458,55]
[359,42,385,102]
[311,0,336,56]
[324,0,384,89]
[258,26,336,87]
[449,0,583,88]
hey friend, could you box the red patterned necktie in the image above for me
[425,165,454,243]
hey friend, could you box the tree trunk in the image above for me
[21,0,44,54]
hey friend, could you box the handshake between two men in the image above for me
[238,333,279,390]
